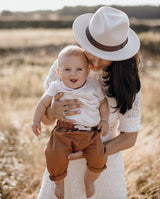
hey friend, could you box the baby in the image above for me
[32,45,109,198]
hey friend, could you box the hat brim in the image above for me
[72,13,140,61]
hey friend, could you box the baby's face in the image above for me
[58,54,89,89]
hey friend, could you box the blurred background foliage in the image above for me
[0,5,160,199]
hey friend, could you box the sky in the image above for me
[0,0,160,12]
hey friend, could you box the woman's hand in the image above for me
[45,92,82,123]
[68,151,84,160]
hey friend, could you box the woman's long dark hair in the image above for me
[103,54,141,114]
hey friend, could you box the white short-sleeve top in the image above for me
[44,60,141,141]
[45,78,105,130]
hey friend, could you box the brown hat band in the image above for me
[86,26,128,52]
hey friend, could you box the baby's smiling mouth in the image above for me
[70,79,78,83]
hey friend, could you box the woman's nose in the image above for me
[93,58,100,67]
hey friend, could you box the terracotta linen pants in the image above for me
[45,121,107,181]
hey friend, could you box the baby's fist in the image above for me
[98,120,109,136]
[32,121,41,137]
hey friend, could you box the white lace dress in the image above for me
[37,62,142,199]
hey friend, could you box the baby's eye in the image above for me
[77,68,82,71]
[64,68,70,71]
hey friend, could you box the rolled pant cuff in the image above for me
[49,171,67,181]
[88,164,107,173]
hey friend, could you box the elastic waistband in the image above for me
[56,120,99,131]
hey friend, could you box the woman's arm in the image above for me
[68,131,138,160]
[42,92,82,125]
[103,131,138,155]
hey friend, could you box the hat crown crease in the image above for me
[89,7,129,46]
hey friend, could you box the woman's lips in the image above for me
[90,63,102,69]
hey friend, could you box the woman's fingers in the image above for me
[54,94,82,112]
[63,104,82,111]
[61,109,81,123]
[62,99,82,107]
[52,93,83,121]
[54,92,64,101]
[64,110,81,116]
[54,93,80,106]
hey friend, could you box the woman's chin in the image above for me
[90,66,102,71]
[90,64,103,71]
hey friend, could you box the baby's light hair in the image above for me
[57,45,88,69]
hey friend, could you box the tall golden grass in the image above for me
[0,28,160,198]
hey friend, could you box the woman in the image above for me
[37,6,141,199]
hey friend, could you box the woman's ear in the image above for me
[56,68,60,76]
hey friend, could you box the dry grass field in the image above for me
[0,28,160,199]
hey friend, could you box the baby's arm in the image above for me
[32,95,52,136]
[98,98,109,136]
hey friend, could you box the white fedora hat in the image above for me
[72,6,140,61]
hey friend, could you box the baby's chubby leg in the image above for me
[84,168,101,198]
[83,130,107,198]
[55,179,64,199]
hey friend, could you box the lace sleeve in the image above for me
[44,59,60,90]
[118,91,142,133]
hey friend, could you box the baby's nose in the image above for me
[70,70,76,76]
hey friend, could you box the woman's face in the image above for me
[84,50,113,71]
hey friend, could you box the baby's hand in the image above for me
[98,120,109,136]
[32,121,41,137]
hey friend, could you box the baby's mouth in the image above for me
[70,79,78,83]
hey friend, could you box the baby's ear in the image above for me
[56,68,60,76]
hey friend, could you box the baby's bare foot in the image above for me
[55,179,64,199]
[84,179,95,198]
